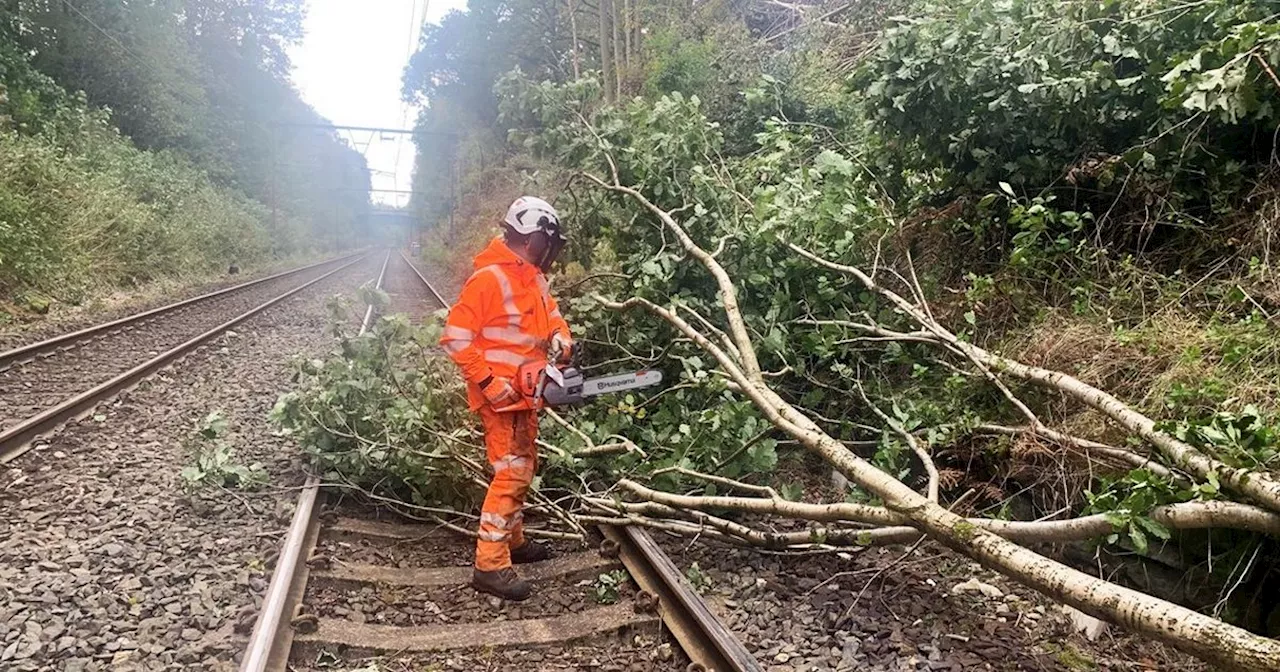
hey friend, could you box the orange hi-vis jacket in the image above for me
[441,237,572,410]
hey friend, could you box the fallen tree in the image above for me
[274,224,1280,667]
[570,155,1280,668]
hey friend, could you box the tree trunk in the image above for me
[597,0,612,101]
[623,0,632,70]
[610,0,623,99]
[590,176,1280,671]
[568,0,581,79]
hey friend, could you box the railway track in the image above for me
[242,250,759,672]
[0,253,368,463]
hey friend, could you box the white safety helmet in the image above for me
[503,196,567,272]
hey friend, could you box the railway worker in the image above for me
[439,196,572,601]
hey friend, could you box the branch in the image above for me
[614,481,1280,542]
[556,271,632,291]
[855,381,939,502]
[618,478,904,525]
[583,172,763,380]
[789,241,1280,516]
[649,466,781,498]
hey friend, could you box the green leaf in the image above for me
[1128,524,1149,554]
[1134,516,1171,542]
[814,149,854,177]
[998,181,1015,197]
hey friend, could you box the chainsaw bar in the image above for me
[581,370,663,397]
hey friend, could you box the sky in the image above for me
[289,0,468,208]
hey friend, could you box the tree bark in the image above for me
[568,0,581,79]
[597,0,613,101]
[623,0,632,70]
[610,0,623,99]
[586,173,1280,671]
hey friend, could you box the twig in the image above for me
[840,535,928,622]
[854,381,939,502]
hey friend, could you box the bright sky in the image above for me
[289,0,467,208]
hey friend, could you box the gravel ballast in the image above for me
[0,253,355,353]
[660,537,1209,671]
[0,255,382,671]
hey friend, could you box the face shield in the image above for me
[527,214,567,273]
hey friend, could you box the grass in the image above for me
[999,267,1280,427]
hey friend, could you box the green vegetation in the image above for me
[180,411,267,491]
[395,0,1280,518]
[593,569,630,604]
[269,290,480,513]
[0,2,370,311]
[275,0,1280,646]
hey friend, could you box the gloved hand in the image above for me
[550,331,574,364]
[478,376,521,408]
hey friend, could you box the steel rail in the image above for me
[602,526,761,672]
[240,250,391,672]
[394,252,759,671]
[397,249,450,307]
[0,253,360,370]
[242,250,758,672]
[0,254,368,464]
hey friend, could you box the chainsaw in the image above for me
[494,344,663,412]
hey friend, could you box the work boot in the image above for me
[510,540,551,564]
[471,567,531,601]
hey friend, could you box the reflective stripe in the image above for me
[442,325,474,356]
[493,454,531,474]
[484,350,527,368]
[443,325,475,340]
[549,307,563,320]
[478,529,509,542]
[481,511,523,529]
[482,326,539,347]
[481,512,510,529]
[480,265,522,327]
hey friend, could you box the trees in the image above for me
[365,0,1280,665]
[0,0,370,301]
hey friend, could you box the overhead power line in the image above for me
[273,122,442,135]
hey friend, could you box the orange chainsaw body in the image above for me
[493,359,581,412]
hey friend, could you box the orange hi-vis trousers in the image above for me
[475,405,539,571]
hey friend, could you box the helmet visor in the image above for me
[529,215,567,272]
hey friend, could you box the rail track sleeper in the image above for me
[310,551,619,589]
[292,602,660,653]
[321,515,463,541]
[243,251,759,671]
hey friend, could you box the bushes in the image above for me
[855,0,1280,262]
[0,11,367,308]
[0,87,270,305]
[0,127,276,301]
[860,0,1280,189]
